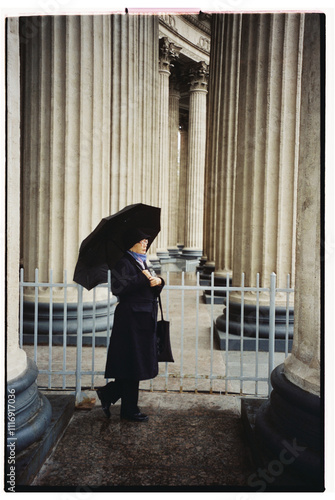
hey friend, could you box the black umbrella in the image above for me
[73,203,161,290]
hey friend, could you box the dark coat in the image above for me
[104,253,164,381]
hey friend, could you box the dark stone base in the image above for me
[241,398,323,491]
[241,364,324,492]
[199,262,215,285]
[22,299,116,346]
[215,325,293,352]
[167,246,180,257]
[8,393,75,487]
[203,274,233,304]
[215,300,293,352]
[181,248,202,259]
[6,358,52,456]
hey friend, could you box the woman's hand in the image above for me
[148,276,162,287]
[142,270,162,287]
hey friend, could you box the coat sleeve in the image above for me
[110,258,149,296]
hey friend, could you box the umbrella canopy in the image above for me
[73,203,161,290]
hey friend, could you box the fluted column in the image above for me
[110,14,160,213]
[203,14,241,288]
[234,13,302,293]
[20,14,160,339]
[183,61,209,259]
[255,15,323,486]
[216,14,303,343]
[156,37,181,257]
[21,16,112,299]
[167,79,180,252]
[177,116,188,248]
[283,13,321,397]
[6,17,51,458]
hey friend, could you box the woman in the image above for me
[96,230,164,422]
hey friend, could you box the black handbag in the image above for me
[156,295,174,362]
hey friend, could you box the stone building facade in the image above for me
[6,12,323,487]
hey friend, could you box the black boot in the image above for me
[96,381,121,418]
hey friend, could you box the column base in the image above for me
[203,273,232,304]
[252,364,323,490]
[156,248,170,261]
[181,247,203,259]
[215,300,294,352]
[199,260,215,285]
[6,357,52,454]
[147,254,161,274]
[167,246,180,257]
[23,299,116,346]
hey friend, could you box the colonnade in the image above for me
[7,13,323,482]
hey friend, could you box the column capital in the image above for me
[189,61,209,92]
[159,36,182,74]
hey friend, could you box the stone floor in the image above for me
[21,271,288,491]
[30,391,255,491]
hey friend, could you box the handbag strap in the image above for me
[158,295,164,321]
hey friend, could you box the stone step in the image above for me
[14,394,75,487]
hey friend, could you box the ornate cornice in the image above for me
[181,14,211,36]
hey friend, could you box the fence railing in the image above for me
[19,269,294,403]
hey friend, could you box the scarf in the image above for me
[127,250,147,266]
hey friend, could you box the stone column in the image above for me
[20,14,160,341]
[167,77,180,254]
[255,14,323,486]
[182,61,209,260]
[110,14,160,212]
[20,16,116,341]
[216,14,303,344]
[156,37,181,258]
[6,17,51,457]
[203,14,241,292]
[177,114,188,249]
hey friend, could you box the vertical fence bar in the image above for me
[19,268,24,348]
[164,271,170,391]
[180,271,185,392]
[34,268,39,364]
[240,273,245,395]
[105,271,111,384]
[76,284,84,403]
[63,270,68,389]
[209,271,214,393]
[225,272,230,394]
[195,271,200,393]
[48,269,53,389]
[285,273,290,358]
[91,287,96,389]
[268,272,276,396]
[255,273,260,395]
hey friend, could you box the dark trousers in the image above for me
[102,379,139,415]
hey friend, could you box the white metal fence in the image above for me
[19,269,294,402]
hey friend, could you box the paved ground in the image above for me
[31,391,255,490]
[23,271,287,490]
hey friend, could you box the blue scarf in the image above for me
[127,250,147,265]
